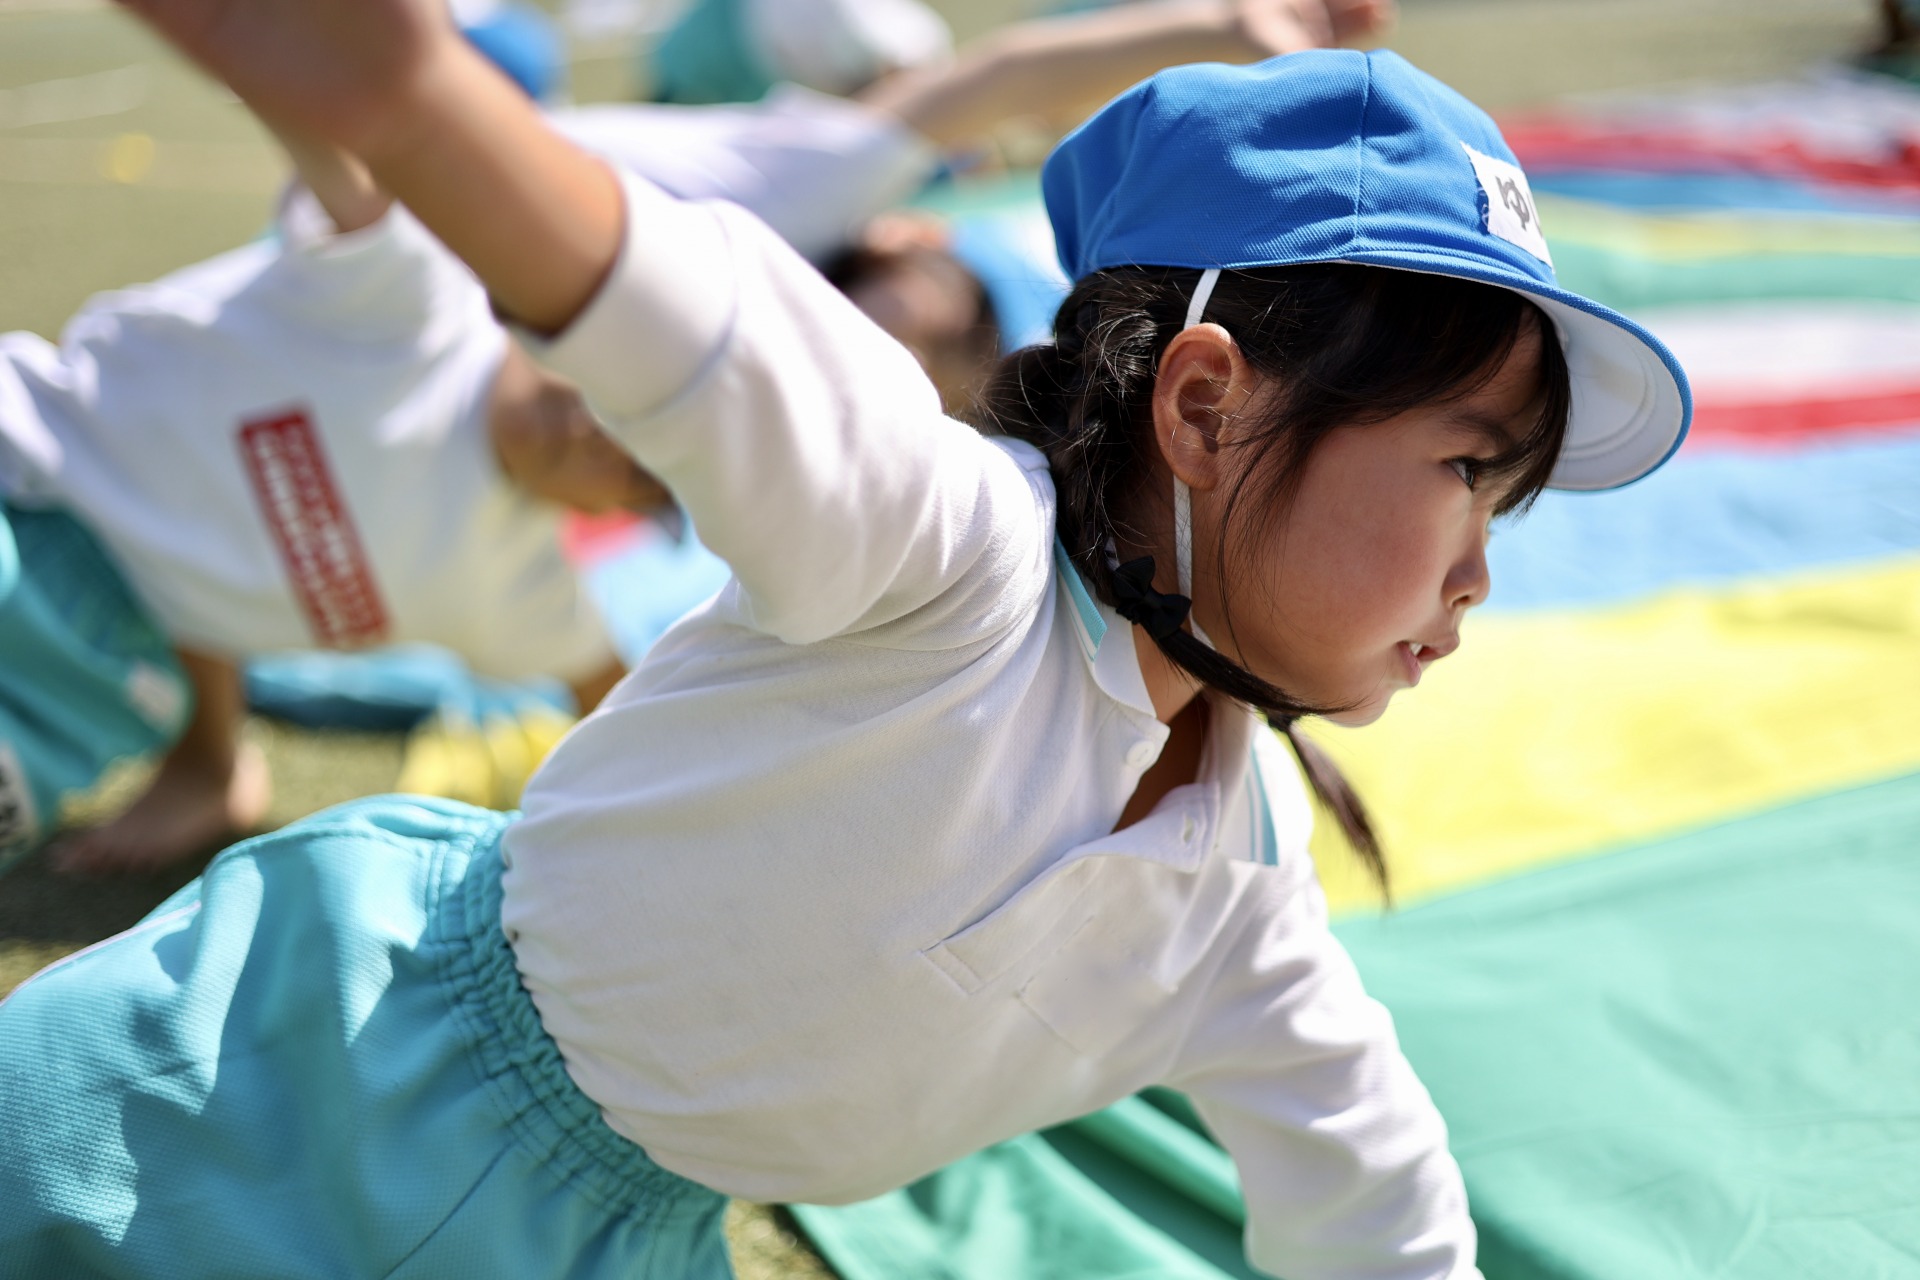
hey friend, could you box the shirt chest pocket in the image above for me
[920,815,1222,1059]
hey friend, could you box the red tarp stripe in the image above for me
[1502,121,1920,194]
[1690,385,1920,446]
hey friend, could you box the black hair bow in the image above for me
[1109,556,1191,641]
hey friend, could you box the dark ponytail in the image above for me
[970,263,1571,897]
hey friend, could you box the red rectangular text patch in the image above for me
[238,409,390,648]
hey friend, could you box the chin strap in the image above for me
[1109,270,1226,648]
[1107,554,1191,640]
[1173,269,1220,641]
[1172,477,1193,600]
[1183,267,1220,330]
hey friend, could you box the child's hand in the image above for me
[115,0,455,153]
[489,346,673,516]
[1235,0,1396,54]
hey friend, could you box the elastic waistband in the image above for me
[430,811,720,1221]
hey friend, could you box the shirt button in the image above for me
[1181,817,1196,843]
[1125,740,1158,769]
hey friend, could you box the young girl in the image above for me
[0,4,1689,1278]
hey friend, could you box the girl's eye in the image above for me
[1448,457,1483,491]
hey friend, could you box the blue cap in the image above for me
[1042,50,1691,491]
[464,5,566,103]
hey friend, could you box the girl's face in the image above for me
[1174,323,1546,728]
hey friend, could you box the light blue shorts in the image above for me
[0,795,733,1279]
[0,502,189,871]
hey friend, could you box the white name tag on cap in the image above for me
[1462,143,1553,267]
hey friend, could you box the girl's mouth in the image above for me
[1399,641,1425,686]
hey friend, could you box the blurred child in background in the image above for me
[0,125,651,875]
[646,0,955,105]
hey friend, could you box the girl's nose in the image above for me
[1447,532,1491,612]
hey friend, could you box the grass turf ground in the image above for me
[0,0,1871,1274]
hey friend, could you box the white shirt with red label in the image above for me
[0,88,933,677]
[0,191,611,680]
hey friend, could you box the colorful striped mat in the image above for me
[795,68,1920,1280]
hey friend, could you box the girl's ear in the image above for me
[1151,322,1258,492]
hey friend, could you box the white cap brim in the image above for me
[1525,292,1691,491]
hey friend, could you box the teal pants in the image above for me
[0,502,189,871]
[0,796,733,1278]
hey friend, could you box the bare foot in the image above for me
[52,739,271,877]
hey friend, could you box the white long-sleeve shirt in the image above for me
[501,174,1482,1280]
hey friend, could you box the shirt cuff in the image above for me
[515,171,737,427]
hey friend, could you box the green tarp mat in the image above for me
[795,770,1920,1279]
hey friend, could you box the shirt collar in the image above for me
[1055,541,1260,812]
[1054,541,1157,719]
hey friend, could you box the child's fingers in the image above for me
[1234,0,1395,58]
[1233,0,1333,56]
[110,0,453,152]
[1329,0,1397,44]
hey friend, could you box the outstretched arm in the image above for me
[347,47,624,334]
[120,0,620,334]
[860,0,1395,150]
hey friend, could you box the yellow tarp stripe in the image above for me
[394,706,576,812]
[1538,192,1920,261]
[1309,554,1920,915]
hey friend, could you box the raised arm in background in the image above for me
[862,0,1394,149]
